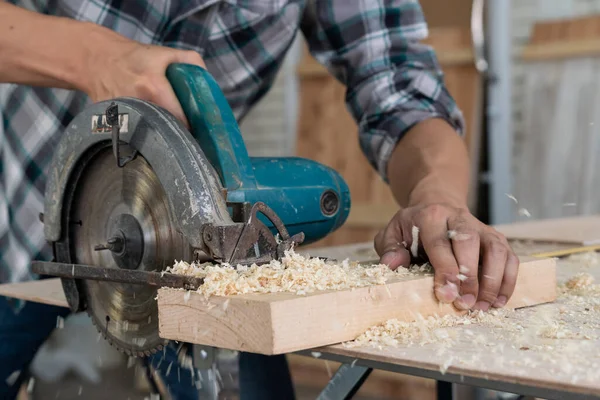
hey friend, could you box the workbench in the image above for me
[0,241,598,399]
[298,241,600,400]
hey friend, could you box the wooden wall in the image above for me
[296,27,483,248]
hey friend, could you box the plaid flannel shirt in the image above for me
[0,0,464,284]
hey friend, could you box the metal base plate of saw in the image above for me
[34,63,351,357]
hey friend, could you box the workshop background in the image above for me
[16,0,600,399]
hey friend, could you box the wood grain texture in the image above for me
[494,215,600,245]
[0,278,68,308]
[157,257,556,355]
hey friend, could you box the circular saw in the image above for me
[33,63,351,356]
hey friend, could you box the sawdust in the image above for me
[344,309,514,350]
[341,268,600,380]
[564,272,596,292]
[166,250,432,298]
[565,252,600,268]
[518,208,531,217]
[410,226,419,257]
[345,269,600,350]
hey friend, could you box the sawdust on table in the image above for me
[346,269,600,348]
[343,252,600,380]
[166,250,432,298]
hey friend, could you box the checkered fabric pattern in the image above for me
[0,0,464,284]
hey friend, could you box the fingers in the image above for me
[418,209,460,304]
[374,203,519,311]
[374,218,411,270]
[156,80,190,127]
[474,232,508,311]
[176,50,207,68]
[157,50,207,127]
[447,215,480,310]
[493,247,519,308]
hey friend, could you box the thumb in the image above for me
[374,226,411,270]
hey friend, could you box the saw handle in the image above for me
[166,63,256,190]
[166,63,351,244]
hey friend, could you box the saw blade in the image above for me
[68,147,192,356]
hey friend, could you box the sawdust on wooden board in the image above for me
[166,250,432,298]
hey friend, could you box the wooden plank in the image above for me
[522,15,600,61]
[0,278,68,308]
[522,39,600,61]
[494,215,600,245]
[529,15,600,45]
[419,0,472,29]
[157,256,556,355]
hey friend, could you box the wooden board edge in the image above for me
[157,288,277,353]
[512,256,557,305]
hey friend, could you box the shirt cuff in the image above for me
[373,99,466,183]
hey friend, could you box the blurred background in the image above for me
[18,0,600,398]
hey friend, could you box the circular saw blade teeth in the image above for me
[86,306,167,357]
[65,147,193,358]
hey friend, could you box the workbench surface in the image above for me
[303,241,600,398]
[0,240,598,397]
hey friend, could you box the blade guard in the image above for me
[166,64,351,245]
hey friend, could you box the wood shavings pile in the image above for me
[564,272,596,292]
[166,250,431,298]
[558,272,600,316]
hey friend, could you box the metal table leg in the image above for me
[437,380,454,400]
[316,363,372,400]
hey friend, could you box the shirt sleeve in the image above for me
[300,0,465,182]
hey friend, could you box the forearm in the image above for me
[0,3,118,92]
[387,118,470,209]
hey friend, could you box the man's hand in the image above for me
[374,203,519,311]
[378,118,519,312]
[83,36,206,127]
[0,2,205,126]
